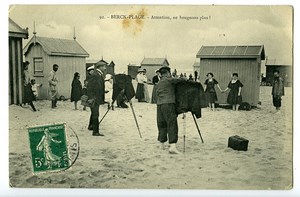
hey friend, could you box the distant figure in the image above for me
[23,61,36,112]
[179,73,184,78]
[204,72,222,111]
[188,74,193,81]
[194,70,198,82]
[31,79,42,100]
[183,73,187,79]
[71,72,82,110]
[82,80,88,111]
[86,65,95,80]
[223,73,243,111]
[48,64,59,109]
[104,74,113,109]
[135,68,146,102]
[151,69,161,104]
[272,70,284,112]
[143,69,150,103]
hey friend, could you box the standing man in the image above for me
[156,66,183,154]
[48,64,59,109]
[87,61,106,136]
[272,70,284,112]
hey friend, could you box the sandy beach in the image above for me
[9,84,292,190]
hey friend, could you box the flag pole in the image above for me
[191,112,204,143]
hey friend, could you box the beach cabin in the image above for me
[127,64,140,79]
[196,45,266,106]
[9,18,29,105]
[86,59,114,77]
[24,36,89,100]
[265,59,292,87]
[140,58,169,81]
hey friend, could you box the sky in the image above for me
[8,5,293,74]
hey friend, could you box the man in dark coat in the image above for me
[87,61,106,136]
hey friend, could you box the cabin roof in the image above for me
[9,18,28,38]
[141,58,169,66]
[265,59,292,67]
[24,36,89,57]
[196,45,265,60]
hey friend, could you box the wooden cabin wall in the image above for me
[9,37,24,105]
[199,58,261,106]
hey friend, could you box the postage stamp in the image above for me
[27,123,78,174]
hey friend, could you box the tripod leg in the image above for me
[191,113,204,143]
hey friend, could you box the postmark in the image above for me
[27,123,79,174]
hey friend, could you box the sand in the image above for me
[9,85,292,189]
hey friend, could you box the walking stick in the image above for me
[182,113,186,153]
[128,99,142,138]
[191,112,204,143]
[99,100,115,125]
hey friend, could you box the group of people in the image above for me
[204,72,244,111]
[21,61,285,153]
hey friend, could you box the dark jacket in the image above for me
[175,81,208,118]
[71,78,82,102]
[112,74,135,102]
[87,70,105,105]
[152,75,160,85]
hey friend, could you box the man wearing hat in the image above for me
[135,68,147,102]
[87,61,106,136]
[156,66,183,154]
[48,64,59,109]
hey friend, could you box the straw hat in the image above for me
[137,68,144,73]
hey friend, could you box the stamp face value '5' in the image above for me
[28,123,70,173]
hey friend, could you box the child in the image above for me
[82,80,88,111]
[31,79,42,100]
[105,74,114,110]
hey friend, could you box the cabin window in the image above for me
[33,57,44,76]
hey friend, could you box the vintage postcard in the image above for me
[8,4,293,193]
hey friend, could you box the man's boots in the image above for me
[169,143,180,154]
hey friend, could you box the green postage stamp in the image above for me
[27,123,71,173]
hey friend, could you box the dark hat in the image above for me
[158,66,170,73]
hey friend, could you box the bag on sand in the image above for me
[238,102,251,111]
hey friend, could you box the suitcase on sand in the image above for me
[228,135,249,151]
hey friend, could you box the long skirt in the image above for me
[227,90,242,105]
[24,84,35,103]
[205,91,218,103]
[135,83,145,101]
[151,84,158,104]
[144,84,150,103]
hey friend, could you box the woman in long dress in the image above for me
[204,72,222,111]
[70,72,82,110]
[135,68,146,102]
[223,73,244,111]
[143,69,150,103]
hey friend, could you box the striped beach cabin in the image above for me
[9,18,29,105]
